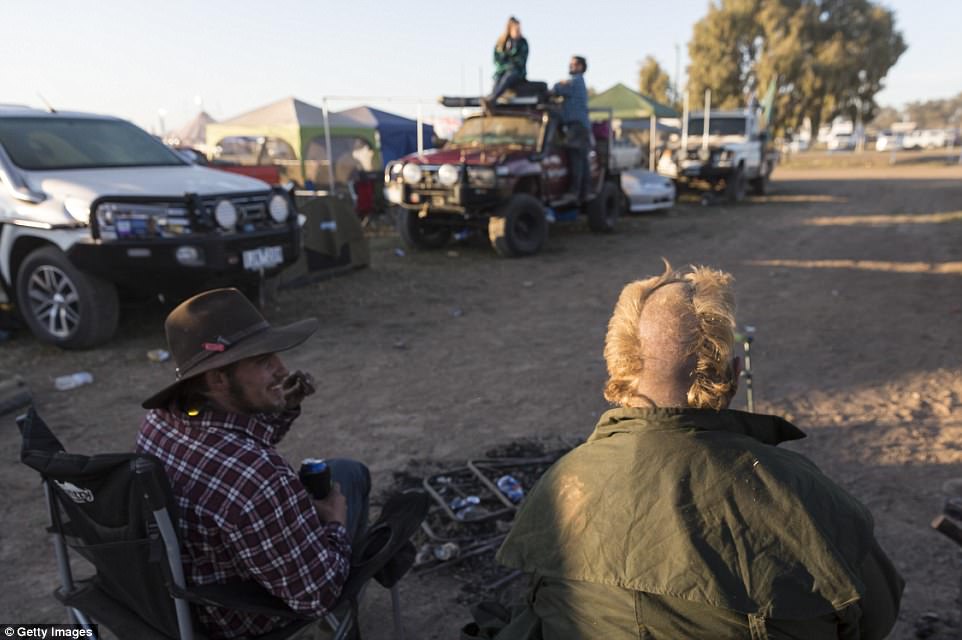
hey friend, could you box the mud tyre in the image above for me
[587,182,621,232]
[725,166,747,204]
[488,194,548,258]
[15,246,119,349]
[397,209,451,250]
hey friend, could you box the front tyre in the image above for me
[488,194,548,258]
[15,246,119,349]
[397,209,451,250]
[587,182,621,232]
[725,166,747,204]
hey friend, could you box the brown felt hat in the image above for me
[142,288,318,409]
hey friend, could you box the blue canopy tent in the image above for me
[335,106,435,165]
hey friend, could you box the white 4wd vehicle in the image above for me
[0,107,300,348]
[657,109,777,203]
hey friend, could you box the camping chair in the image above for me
[17,408,419,640]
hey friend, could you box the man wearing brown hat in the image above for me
[137,287,369,639]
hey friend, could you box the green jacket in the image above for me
[493,37,528,80]
[494,408,903,639]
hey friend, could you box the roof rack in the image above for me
[438,95,545,109]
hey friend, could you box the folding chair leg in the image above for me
[390,585,404,640]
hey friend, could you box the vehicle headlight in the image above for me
[437,163,460,187]
[94,201,191,240]
[466,166,496,189]
[385,162,402,184]
[401,163,423,184]
[268,194,290,223]
[64,198,91,223]
[214,199,238,229]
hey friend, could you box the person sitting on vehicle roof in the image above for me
[137,288,370,639]
[483,16,528,110]
[552,56,591,202]
[483,261,904,640]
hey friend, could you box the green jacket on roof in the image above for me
[494,407,903,639]
[493,37,528,80]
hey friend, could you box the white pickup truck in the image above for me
[0,106,300,348]
[657,109,777,203]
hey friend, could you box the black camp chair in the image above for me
[17,408,425,640]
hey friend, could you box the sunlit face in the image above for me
[509,22,521,39]
[226,353,289,414]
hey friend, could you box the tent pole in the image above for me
[649,113,657,170]
[681,89,689,152]
[702,90,711,154]
[417,103,424,156]
[322,97,336,193]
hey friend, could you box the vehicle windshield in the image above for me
[687,117,747,137]
[449,116,541,147]
[0,117,186,170]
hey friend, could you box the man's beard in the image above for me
[227,372,282,414]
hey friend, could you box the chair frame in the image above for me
[22,412,406,640]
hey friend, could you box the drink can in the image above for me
[299,458,332,500]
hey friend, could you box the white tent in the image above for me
[166,111,216,148]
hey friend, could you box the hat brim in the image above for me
[142,317,319,410]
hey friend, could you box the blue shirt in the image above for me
[553,73,589,128]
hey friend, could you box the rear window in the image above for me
[0,117,186,170]
[687,117,747,137]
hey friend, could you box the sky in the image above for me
[4,0,961,133]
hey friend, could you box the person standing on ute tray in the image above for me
[552,55,591,202]
[483,16,529,111]
[136,288,370,640]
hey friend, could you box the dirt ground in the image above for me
[2,162,961,639]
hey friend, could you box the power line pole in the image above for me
[674,43,681,104]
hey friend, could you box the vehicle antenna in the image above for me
[479,67,486,164]
[37,93,56,113]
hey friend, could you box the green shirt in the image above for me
[494,408,903,639]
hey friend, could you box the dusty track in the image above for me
[2,163,961,639]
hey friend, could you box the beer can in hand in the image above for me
[299,458,332,499]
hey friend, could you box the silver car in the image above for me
[620,169,676,213]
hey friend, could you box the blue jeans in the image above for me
[326,458,370,543]
[489,71,522,101]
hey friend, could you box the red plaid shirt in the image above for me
[136,406,351,639]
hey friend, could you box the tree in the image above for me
[903,92,962,128]
[687,0,906,135]
[870,105,901,129]
[638,56,672,105]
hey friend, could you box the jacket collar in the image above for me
[589,406,806,446]
[158,406,286,447]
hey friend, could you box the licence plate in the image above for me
[242,246,284,271]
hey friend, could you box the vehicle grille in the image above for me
[200,193,272,225]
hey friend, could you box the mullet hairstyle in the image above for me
[603,260,736,410]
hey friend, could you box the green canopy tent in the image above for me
[589,83,679,168]
[205,97,379,188]
[588,83,678,120]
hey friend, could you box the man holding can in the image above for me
[137,288,369,639]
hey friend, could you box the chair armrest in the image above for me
[170,581,312,620]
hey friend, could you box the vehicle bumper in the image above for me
[393,185,505,216]
[679,163,734,180]
[67,225,301,290]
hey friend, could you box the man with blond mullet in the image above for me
[490,262,903,639]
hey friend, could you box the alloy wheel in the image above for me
[27,266,81,338]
